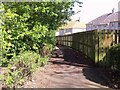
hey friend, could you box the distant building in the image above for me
[56,20,86,36]
[86,11,120,31]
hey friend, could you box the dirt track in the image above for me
[23,46,110,88]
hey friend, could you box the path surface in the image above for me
[23,45,110,88]
[0,67,6,89]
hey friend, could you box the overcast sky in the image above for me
[71,0,120,23]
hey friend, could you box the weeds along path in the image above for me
[23,45,110,88]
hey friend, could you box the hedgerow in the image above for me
[108,44,120,71]
[1,51,48,88]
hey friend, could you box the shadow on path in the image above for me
[50,45,111,88]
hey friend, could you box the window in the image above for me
[118,22,120,27]
[104,25,106,27]
[111,23,114,27]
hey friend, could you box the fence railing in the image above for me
[56,30,120,67]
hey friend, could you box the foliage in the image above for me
[108,44,120,71]
[0,58,8,67]
[1,1,82,60]
[1,51,48,88]
[0,1,82,88]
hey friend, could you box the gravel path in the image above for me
[23,46,110,88]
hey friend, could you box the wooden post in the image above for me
[119,29,120,43]
[97,30,99,64]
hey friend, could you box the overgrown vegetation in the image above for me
[0,1,82,88]
[108,44,120,71]
[0,1,82,64]
[105,44,120,89]
[1,51,48,88]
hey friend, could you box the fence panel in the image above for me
[56,30,120,67]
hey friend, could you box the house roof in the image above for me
[60,20,86,29]
[87,13,112,25]
[102,12,120,24]
[87,12,120,25]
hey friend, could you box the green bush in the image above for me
[0,58,9,67]
[108,44,120,71]
[1,2,77,60]
[1,51,48,88]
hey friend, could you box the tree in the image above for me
[1,1,82,59]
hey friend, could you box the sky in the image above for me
[71,0,120,23]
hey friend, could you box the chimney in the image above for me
[77,17,80,22]
[112,8,115,13]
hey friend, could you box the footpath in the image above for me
[23,45,110,88]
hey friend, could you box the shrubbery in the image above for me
[0,1,81,88]
[1,51,48,88]
[108,44,120,71]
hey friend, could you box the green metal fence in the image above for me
[56,30,120,67]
